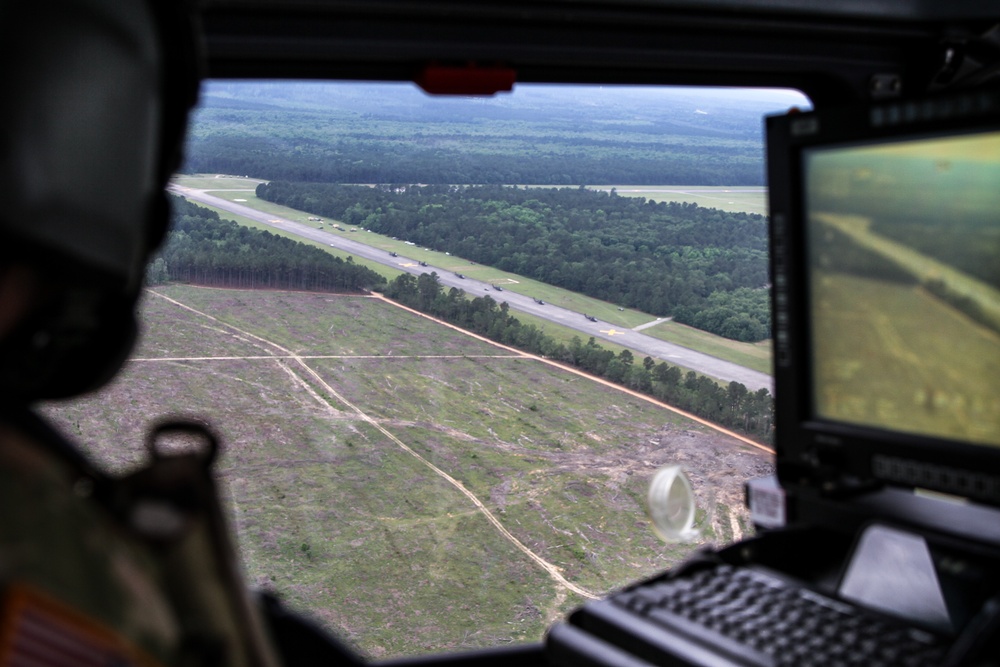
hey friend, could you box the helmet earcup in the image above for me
[0,0,201,400]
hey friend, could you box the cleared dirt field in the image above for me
[40,285,772,659]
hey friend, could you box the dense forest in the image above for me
[384,271,774,441]
[148,197,386,292]
[182,82,802,186]
[186,134,762,186]
[256,182,772,342]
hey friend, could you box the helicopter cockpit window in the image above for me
[41,81,808,659]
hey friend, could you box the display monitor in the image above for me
[767,92,1000,507]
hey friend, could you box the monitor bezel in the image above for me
[767,92,1000,508]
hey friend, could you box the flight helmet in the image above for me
[0,0,201,399]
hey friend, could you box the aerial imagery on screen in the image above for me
[806,131,1000,448]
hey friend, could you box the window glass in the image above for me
[41,81,808,659]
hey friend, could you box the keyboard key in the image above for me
[606,564,948,667]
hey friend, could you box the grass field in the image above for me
[588,185,769,215]
[636,319,773,375]
[175,201,404,283]
[40,285,770,659]
[171,175,774,376]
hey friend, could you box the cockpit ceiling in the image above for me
[197,0,999,104]
[199,0,1000,22]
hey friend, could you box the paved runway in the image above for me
[169,185,773,392]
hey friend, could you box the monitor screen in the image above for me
[767,93,1000,506]
[804,131,1000,448]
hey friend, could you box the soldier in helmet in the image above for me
[0,1,363,665]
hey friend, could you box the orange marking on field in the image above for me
[372,293,775,456]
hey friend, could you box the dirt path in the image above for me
[148,287,776,599]
[148,288,600,600]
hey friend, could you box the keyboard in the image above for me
[548,563,951,667]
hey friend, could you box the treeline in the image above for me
[185,134,764,187]
[184,83,772,186]
[256,182,771,342]
[148,197,386,293]
[385,272,774,441]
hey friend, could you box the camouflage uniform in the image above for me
[0,411,282,667]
